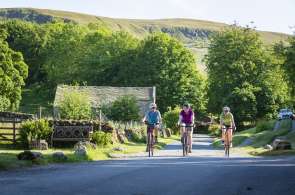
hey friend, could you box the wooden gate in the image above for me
[0,112,34,144]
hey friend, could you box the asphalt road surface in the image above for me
[1,134,295,195]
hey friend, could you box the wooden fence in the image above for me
[0,118,22,144]
[0,112,34,144]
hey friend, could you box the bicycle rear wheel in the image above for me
[183,133,188,156]
[148,132,152,157]
[224,131,230,157]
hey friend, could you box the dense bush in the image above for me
[126,127,146,143]
[92,131,113,146]
[163,107,181,134]
[59,91,92,120]
[208,124,221,136]
[20,119,53,147]
[102,95,140,122]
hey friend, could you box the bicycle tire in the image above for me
[182,133,185,156]
[151,133,154,157]
[224,131,230,157]
[183,132,188,156]
[148,132,152,157]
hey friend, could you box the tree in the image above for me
[0,29,28,111]
[103,95,140,122]
[284,35,295,99]
[80,30,138,85]
[205,26,289,124]
[126,33,206,112]
[1,20,47,84]
[42,22,88,86]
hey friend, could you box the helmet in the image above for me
[149,103,157,109]
[223,106,230,112]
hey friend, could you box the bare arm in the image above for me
[231,114,236,130]
[178,114,183,125]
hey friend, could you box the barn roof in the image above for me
[53,85,155,108]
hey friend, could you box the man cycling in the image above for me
[142,103,162,144]
[178,103,194,153]
[220,106,236,147]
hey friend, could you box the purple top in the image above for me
[180,109,194,124]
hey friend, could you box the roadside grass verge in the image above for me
[251,128,289,148]
[212,120,292,156]
[0,135,178,171]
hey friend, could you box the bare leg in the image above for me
[188,130,193,152]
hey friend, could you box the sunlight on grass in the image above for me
[0,135,178,170]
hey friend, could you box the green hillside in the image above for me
[0,8,289,42]
[0,8,290,73]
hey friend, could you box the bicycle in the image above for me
[180,124,193,156]
[145,122,158,157]
[222,126,232,157]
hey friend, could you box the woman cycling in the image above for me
[178,103,194,153]
[220,106,236,147]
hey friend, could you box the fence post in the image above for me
[99,109,102,131]
[39,106,42,119]
[13,117,16,145]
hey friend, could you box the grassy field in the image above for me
[0,135,178,171]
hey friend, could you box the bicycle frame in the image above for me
[181,125,193,156]
[146,123,157,157]
[223,126,232,157]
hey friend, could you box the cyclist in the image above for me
[142,103,162,145]
[220,106,236,147]
[178,103,194,153]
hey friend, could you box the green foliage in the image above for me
[20,119,53,147]
[208,124,221,136]
[122,33,207,112]
[103,95,140,122]
[206,25,290,124]
[59,90,92,120]
[129,128,146,143]
[163,106,181,134]
[284,35,295,99]
[42,22,89,86]
[92,131,112,146]
[0,29,28,111]
[0,20,47,84]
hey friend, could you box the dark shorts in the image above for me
[181,123,193,131]
[147,124,157,133]
[223,125,232,131]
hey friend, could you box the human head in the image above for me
[223,106,230,113]
[149,103,157,110]
[183,102,190,112]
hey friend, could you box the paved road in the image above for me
[1,135,295,195]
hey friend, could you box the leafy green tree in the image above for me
[103,95,140,122]
[1,20,47,84]
[80,30,138,85]
[206,26,289,124]
[0,29,28,111]
[126,33,206,112]
[42,22,88,86]
[284,35,295,99]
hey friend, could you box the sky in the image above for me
[0,0,294,34]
